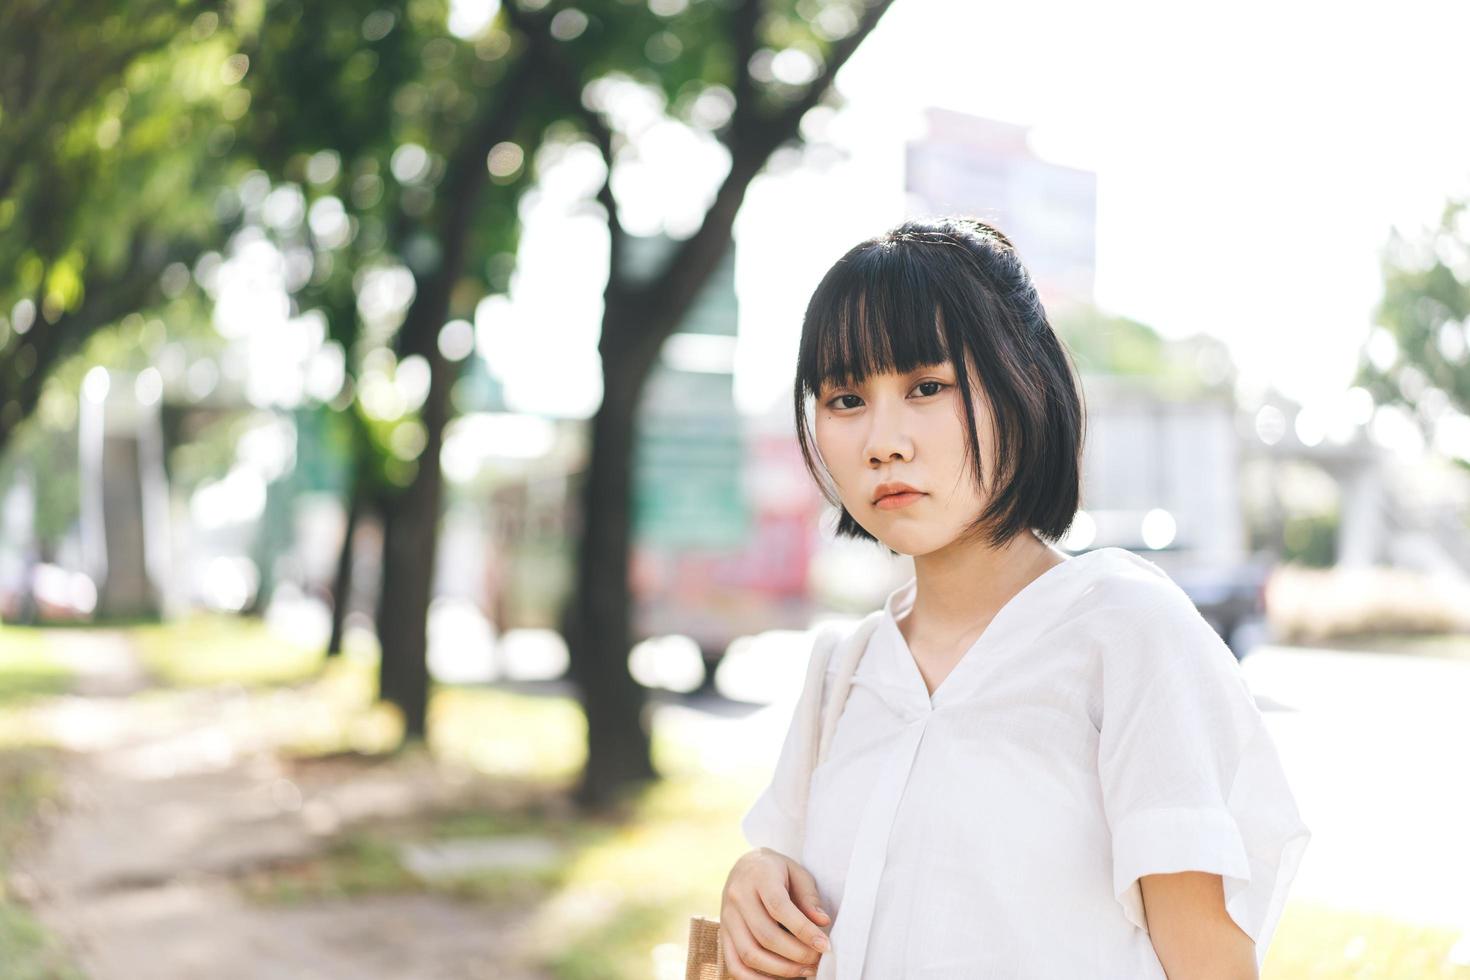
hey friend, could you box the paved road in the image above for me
[1241,644,1470,931]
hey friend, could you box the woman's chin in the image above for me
[872,528,941,558]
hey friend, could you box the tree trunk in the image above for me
[373,341,451,740]
[326,473,363,657]
[367,45,538,741]
[567,319,664,809]
[375,497,430,738]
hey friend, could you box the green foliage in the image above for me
[0,0,245,446]
[1356,196,1470,428]
[1281,509,1339,568]
[224,2,552,505]
[0,1,229,276]
[1054,304,1168,375]
[1052,302,1233,397]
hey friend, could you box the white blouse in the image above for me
[741,546,1310,979]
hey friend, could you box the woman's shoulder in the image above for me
[1068,546,1200,620]
[1057,547,1234,663]
[1063,548,1243,680]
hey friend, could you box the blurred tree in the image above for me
[235,0,903,772]
[1355,196,1470,457]
[1052,303,1236,397]
[500,0,897,807]
[1053,305,1167,377]
[0,0,235,459]
[236,1,553,732]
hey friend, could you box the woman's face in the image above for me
[812,357,995,557]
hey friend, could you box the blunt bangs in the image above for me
[796,245,955,397]
[792,217,1085,551]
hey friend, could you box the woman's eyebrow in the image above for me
[820,364,953,389]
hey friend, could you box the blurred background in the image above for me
[2,0,1469,976]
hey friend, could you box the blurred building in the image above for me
[628,237,822,660]
[79,368,171,618]
[1076,373,1245,563]
[905,107,1097,311]
[1246,389,1470,577]
[903,108,1241,560]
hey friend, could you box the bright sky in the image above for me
[493,0,1470,421]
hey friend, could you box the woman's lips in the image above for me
[874,491,925,511]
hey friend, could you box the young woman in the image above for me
[719,218,1310,979]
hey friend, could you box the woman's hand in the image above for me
[719,847,832,979]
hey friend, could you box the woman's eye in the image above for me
[826,384,944,409]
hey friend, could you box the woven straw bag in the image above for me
[683,615,882,980]
[684,915,735,979]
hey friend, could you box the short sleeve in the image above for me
[1097,589,1311,971]
[739,627,837,859]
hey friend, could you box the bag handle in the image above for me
[797,610,886,847]
[685,611,887,979]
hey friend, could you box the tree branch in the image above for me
[395,22,547,361]
[726,0,763,150]
[1,231,199,448]
[629,0,898,334]
[498,1,627,291]
[765,0,896,156]
[0,3,211,205]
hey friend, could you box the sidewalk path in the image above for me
[10,632,552,980]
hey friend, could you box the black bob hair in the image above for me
[792,216,1085,550]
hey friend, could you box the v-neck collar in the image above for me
[875,547,1123,710]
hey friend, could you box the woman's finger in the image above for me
[757,882,831,959]
[720,924,774,980]
[784,861,832,927]
[724,911,819,978]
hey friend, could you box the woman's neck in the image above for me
[900,530,1069,653]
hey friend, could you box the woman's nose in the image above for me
[863,401,914,465]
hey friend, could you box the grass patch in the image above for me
[427,686,587,781]
[0,628,74,704]
[128,613,325,688]
[0,701,65,753]
[230,717,756,980]
[238,808,586,908]
[1301,632,1470,662]
[536,769,763,979]
[224,678,768,979]
[238,835,421,905]
[0,906,86,980]
[0,749,83,978]
[549,899,682,980]
[1266,900,1470,978]
[0,750,59,856]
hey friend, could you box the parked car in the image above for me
[1167,553,1275,660]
